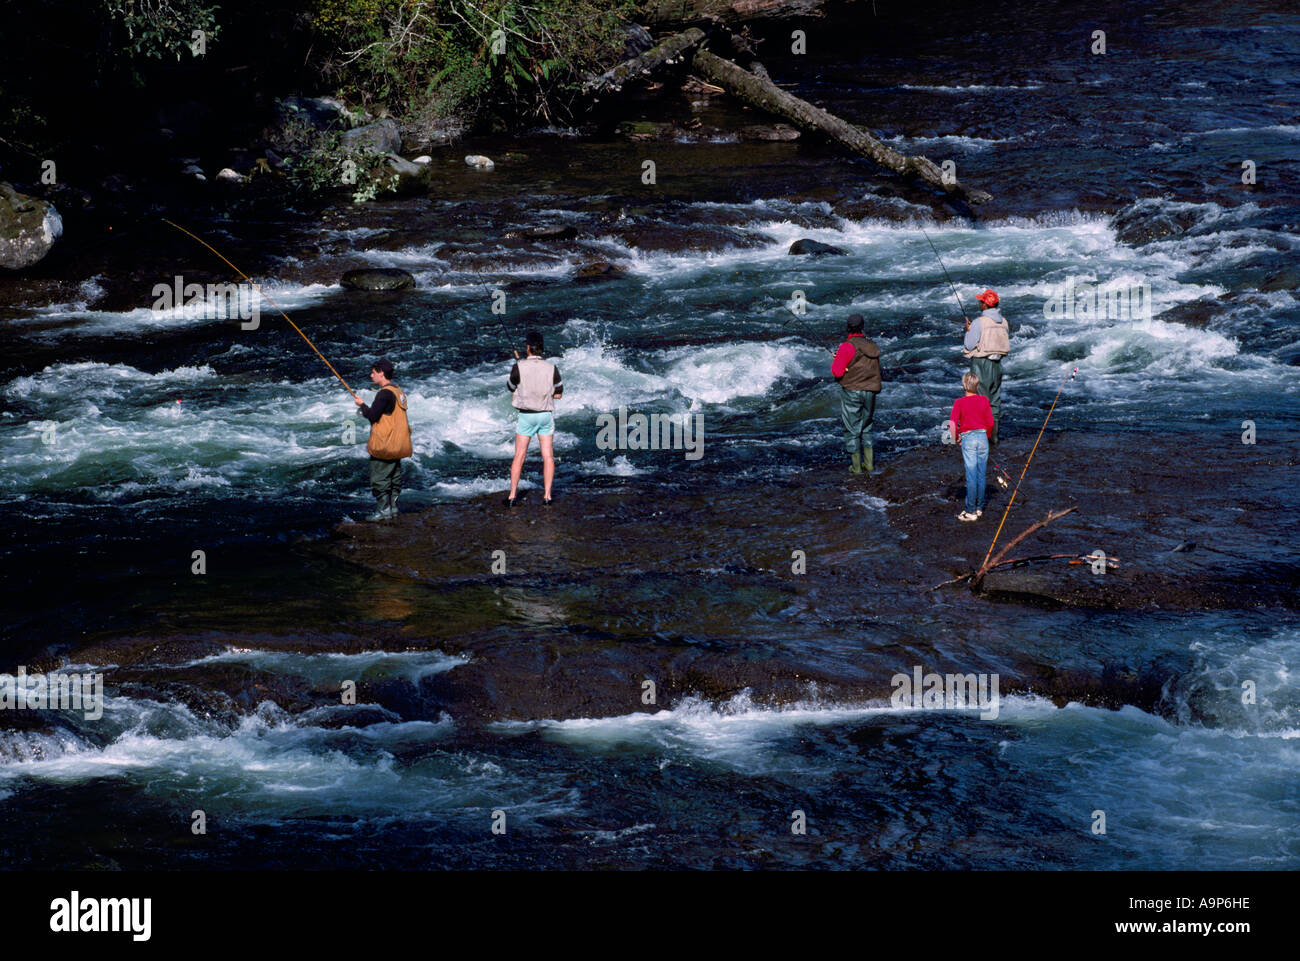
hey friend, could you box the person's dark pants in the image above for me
[369,457,402,504]
[839,388,876,457]
[969,356,1003,444]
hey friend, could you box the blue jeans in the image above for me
[960,430,988,513]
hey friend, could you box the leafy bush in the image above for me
[102,0,223,60]
[311,0,635,126]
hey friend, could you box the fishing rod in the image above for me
[162,218,357,397]
[980,365,1078,569]
[919,226,970,323]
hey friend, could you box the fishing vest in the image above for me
[512,356,558,412]
[367,384,413,460]
[964,309,1011,360]
[840,337,883,392]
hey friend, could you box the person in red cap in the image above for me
[962,289,1011,445]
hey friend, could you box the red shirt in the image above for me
[831,332,866,378]
[950,393,994,436]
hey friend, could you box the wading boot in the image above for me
[849,452,863,474]
[384,492,399,519]
[366,498,388,522]
[863,447,873,473]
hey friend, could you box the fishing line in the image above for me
[780,304,837,352]
[919,226,969,322]
[980,365,1078,568]
[162,218,357,397]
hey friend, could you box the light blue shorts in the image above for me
[516,412,554,437]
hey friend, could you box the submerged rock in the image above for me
[738,123,800,142]
[1110,199,1205,246]
[504,224,578,241]
[574,261,626,279]
[789,238,847,256]
[340,267,416,291]
[465,155,495,169]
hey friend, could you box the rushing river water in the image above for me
[1,0,1298,868]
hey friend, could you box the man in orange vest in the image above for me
[353,358,413,520]
[962,289,1011,446]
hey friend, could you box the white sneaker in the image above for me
[974,509,983,518]
[957,511,979,522]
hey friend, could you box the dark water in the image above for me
[1,0,1298,869]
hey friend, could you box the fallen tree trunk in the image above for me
[641,0,840,24]
[691,46,992,203]
[585,27,706,93]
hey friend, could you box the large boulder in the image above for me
[342,119,401,155]
[788,238,847,256]
[0,182,63,270]
[341,268,416,291]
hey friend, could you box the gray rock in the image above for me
[465,154,495,169]
[383,153,430,195]
[384,154,422,177]
[341,268,416,291]
[342,119,402,155]
[0,182,63,270]
[215,167,246,184]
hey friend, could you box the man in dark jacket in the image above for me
[830,314,883,474]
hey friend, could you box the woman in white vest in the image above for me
[506,330,563,507]
[962,289,1011,446]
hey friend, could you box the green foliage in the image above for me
[102,0,223,60]
[310,0,636,125]
[276,113,400,204]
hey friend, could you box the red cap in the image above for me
[976,289,999,307]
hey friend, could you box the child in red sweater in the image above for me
[949,371,994,521]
